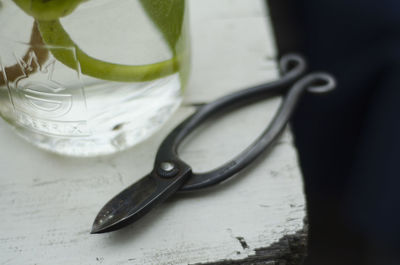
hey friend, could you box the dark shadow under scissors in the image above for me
[91,54,335,234]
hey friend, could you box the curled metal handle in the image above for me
[154,54,335,191]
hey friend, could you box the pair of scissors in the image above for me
[91,54,335,234]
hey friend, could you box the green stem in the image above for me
[37,19,180,82]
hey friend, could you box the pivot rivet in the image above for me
[157,162,179,178]
[160,162,175,172]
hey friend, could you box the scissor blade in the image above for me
[91,166,191,234]
[91,174,157,234]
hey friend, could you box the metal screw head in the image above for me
[157,162,179,178]
[160,162,175,172]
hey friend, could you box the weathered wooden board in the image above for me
[0,1,305,264]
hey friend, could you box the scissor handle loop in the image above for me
[155,54,335,191]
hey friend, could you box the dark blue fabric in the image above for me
[290,0,400,264]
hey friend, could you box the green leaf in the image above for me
[12,0,87,21]
[139,0,185,52]
[139,0,190,88]
[37,20,179,82]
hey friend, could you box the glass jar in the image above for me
[0,0,190,156]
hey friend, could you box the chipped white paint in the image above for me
[0,0,305,264]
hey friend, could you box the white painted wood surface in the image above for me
[0,1,305,264]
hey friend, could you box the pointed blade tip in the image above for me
[90,226,102,234]
[90,218,117,234]
[90,222,115,234]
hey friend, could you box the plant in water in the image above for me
[11,0,187,82]
[0,22,48,86]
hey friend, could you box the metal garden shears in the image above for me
[91,54,335,234]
